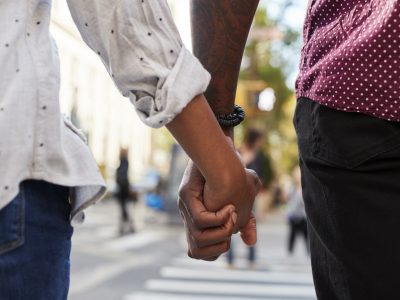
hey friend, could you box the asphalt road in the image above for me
[69,200,315,300]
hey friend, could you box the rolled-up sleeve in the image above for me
[66,0,211,128]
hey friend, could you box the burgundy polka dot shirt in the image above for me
[296,0,400,121]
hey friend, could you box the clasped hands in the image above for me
[178,159,261,261]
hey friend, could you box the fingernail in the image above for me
[231,212,238,224]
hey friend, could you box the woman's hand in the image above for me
[178,161,237,260]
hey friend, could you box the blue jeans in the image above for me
[0,181,73,300]
[227,243,256,265]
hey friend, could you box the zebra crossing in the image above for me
[123,250,316,300]
[70,202,315,300]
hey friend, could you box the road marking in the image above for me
[160,267,314,285]
[101,230,171,252]
[171,257,313,273]
[146,279,316,298]
[124,292,285,300]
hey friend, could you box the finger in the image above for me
[191,211,237,248]
[188,249,221,262]
[203,255,220,262]
[181,211,198,260]
[180,198,223,261]
[182,197,236,229]
[189,240,231,260]
[240,213,257,246]
[179,199,235,253]
[180,210,195,247]
[179,199,198,245]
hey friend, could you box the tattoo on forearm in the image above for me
[191,0,260,114]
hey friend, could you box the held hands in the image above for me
[167,95,261,260]
[178,160,261,260]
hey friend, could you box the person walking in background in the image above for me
[286,167,309,255]
[227,128,266,269]
[241,129,270,186]
[116,149,135,236]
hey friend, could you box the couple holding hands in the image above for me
[4,0,400,299]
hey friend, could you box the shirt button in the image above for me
[40,143,44,147]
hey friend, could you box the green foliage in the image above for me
[240,6,300,176]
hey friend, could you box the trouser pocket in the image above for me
[305,98,400,169]
[0,190,25,255]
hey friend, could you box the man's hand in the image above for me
[203,164,261,244]
[178,160,261,260]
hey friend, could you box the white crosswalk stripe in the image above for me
[146,279,315,298]
[171,256,313,273]
[160,266,313,284]
[123,253,316,300]
[125,292,283,300]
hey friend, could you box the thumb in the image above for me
[240,213,257,246]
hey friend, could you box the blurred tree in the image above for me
[239,5,301,175]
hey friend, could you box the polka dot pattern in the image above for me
[296,0,400,121]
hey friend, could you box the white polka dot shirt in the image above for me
[296,0,400,121]
[0,0,211,221]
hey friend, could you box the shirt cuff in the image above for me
[130,46,211,128]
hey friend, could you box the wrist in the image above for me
[222,127,234,139]
[203,161,247,214]
[205,158,246,195]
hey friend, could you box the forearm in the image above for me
[166,95,245,190]
[191,0,260,119]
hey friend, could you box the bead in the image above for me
[216,105,246,127]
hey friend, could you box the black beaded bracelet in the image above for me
[216,105,246,128]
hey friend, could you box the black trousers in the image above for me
[294,98,400,300]
[288,218,309,254]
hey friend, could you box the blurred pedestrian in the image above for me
[286,167,309,255]
[116,149,135,235]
